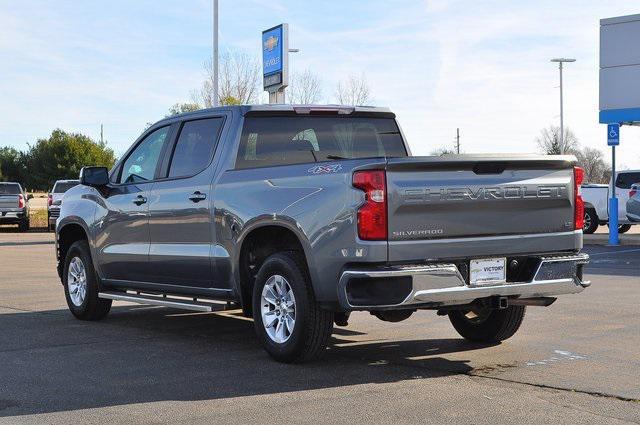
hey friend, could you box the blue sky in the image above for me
[1,0,640,168]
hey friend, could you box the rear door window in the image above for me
[236,116,407,169]
[53,182,79,193]
[0,184,21,195]
[167,118,224,178]
[615,172,640,189]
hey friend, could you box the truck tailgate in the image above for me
[386,155,578,261]
[0,195,19,210]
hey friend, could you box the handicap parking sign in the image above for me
[607,123,620,146]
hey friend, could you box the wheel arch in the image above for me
[56,220,91,282]
[235,219,317,317]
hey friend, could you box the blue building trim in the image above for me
[599,107,640,124]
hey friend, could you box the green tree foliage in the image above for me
[220,95,241,105]
[0,147,25,183]
[166,102,202,117]
[1,130,116,190]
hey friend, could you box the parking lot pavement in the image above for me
[0,234,639,424]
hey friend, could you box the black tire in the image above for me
[252,252,334,363]
[618,224,632,234]
[63,240,111,321]
[18,219,29,232]
[583,209,598,234]
[448,305,526,343]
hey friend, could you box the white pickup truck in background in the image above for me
[581,169,640,234]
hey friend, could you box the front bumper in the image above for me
[338,253,590,310]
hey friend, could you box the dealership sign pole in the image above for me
[262,24,289,104]
[599,13,640,246]
[607,123,620,245]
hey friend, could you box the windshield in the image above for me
[53,181,79,193]
[0,183,21,195]
[236,115,407,169]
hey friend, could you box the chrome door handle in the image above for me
[189,191,207,203]
[133,195,147,206]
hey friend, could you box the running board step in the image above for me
[98,291,226,312]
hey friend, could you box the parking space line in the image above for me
[588,248,640,256]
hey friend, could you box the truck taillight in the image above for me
[18,194,25,209]
[48,194,52,207]
[353,170,387,240]
[574,166,584,230]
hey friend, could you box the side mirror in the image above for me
[80,166,109,187]
[27,194,34,200]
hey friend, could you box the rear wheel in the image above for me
[583,209,598,234]
[448,305,526,343]
[618,224,632,234]
[18,219,29,232]
[252,252,334,363]
[63,240,111,320]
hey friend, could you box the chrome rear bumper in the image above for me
[338,253,589,310]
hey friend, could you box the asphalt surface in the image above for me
[0,234,639,424]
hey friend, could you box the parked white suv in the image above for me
[581,170,640,234]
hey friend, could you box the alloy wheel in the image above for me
[261,274,296,343]
[67,256,87,307]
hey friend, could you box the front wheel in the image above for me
[63,240,112,321]
[252,252,334,363]
[448,305,526,343]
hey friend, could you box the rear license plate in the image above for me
[470,258,506,285]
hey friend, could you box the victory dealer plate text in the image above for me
[470,258,506,285]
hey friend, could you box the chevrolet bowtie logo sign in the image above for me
[263,35,279,51]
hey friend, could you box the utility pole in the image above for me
[213,0,219,107]
[100,124,103,144]
[455,128,460,154]
[550,58,575,154]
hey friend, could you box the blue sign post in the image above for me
[262,24,289,103]
[607,123,620,245]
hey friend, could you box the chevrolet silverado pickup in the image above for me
[0,182,31,231]
[55,105,589,363]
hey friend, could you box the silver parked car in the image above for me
[627,183,640,222]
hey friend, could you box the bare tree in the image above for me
[288,69,323,104]
[535,125,580,155]
[192,51,261,107]
[575,146,609,183]
[335,74,372,105]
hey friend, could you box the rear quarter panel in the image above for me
[213,159,387,303]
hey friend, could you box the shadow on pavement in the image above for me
[0,305,488,417]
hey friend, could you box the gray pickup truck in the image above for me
[56,105,589,362]
[0,182,31,231]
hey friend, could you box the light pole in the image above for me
[550,58,575,154]
[213,0,219,107]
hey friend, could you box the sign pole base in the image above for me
[608,197,619,246]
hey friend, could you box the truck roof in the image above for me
[155,104,393,126]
